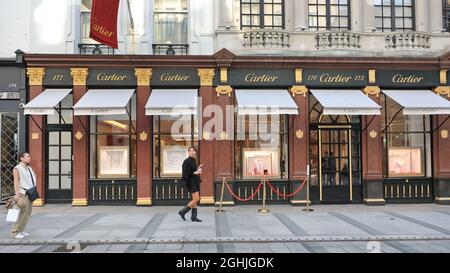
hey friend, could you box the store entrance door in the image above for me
[309,114,362,204]
[318,125,354,203]
[46,126,72,203]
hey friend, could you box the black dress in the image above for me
[181,157,200,193]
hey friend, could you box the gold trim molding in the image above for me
[435,197,450,201]
[369,69,376,84]
[364,198,386,203]
[27,68,45,86]
[290,200,311,204]
[74,131,84,141]
[139,131,148,142]
[198,69,215,87]
[135,68,153,86]
[200,196,215,205]
[363,86,381,97]
[220,67,228,83]
[136,198,152,206]
[203,132,211,140]
[216,85,233,97]
[32,198,44,207]
[214,201,235,206]
[70,68,89,86]
[295,68,303,84]
[440,69,448,85]
[290,85,308,97]
[220,131,228,140]
[434,86,450,97]
[72,198,88,206]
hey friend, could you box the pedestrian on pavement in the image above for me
[178,147,203,222]
[11,152,37,239]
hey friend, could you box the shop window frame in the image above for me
[374,0,416,32]
[308,0,351,31]
[240,0,285,30]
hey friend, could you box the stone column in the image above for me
[362,0,376,32]
[288,83,310,206]
[70,68,89,206]
[416,0,430,32]
[433,72,450,205]
[361,85,385,205]
[198,68,216,205]
[217,0,236,29]
[429,0,444,33]
[351,0,363,32]
[26,68,45,207]
[294,0,309,31]
[213,72,235,205]
[135,68,153,206]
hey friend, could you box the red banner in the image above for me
[89,0,120,49]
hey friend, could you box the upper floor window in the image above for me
[308,0,350,31]
[444,0,450,32]
[374,0,415,32]
[154,0,188,44]
[79,0,115,54]
[240,0,285,30]
[80,0,93,43]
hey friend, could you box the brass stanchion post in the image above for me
[258,173,270,213]
[302,164,314,212]
[215,177,226,213]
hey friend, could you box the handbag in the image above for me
[6,205,20,222]
[25,168,40,203]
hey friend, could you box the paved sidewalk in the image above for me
[0,204,449,253]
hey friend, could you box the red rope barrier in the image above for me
[265,177,308,198]
[224,181,263,202]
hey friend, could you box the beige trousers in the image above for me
[11,196,32,237]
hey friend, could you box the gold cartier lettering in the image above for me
[244,73,278,83]
[392,74,424,84]
[160,73,190,82]
[92,23,115,38]
[319,73,353,83]
[96,73,128,81]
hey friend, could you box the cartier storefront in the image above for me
[23,49,450,207]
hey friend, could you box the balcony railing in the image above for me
[243,30,290,48]
[385,32,431,49]
[316,31,361,49]
[78,44,116,55]
[152,44,189,55]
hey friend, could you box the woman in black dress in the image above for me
[178,147,203,222]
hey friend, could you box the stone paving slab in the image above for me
[0,204,449,253]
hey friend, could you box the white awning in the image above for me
[383,90,450,115]
[73,89,135,116]
[145,89,198,116]
[23,89,72,115]
[310,89,381,115]
[235,89,298,115]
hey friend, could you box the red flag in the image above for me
[89,0,120,49]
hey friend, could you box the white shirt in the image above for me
[14,163,36,195]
